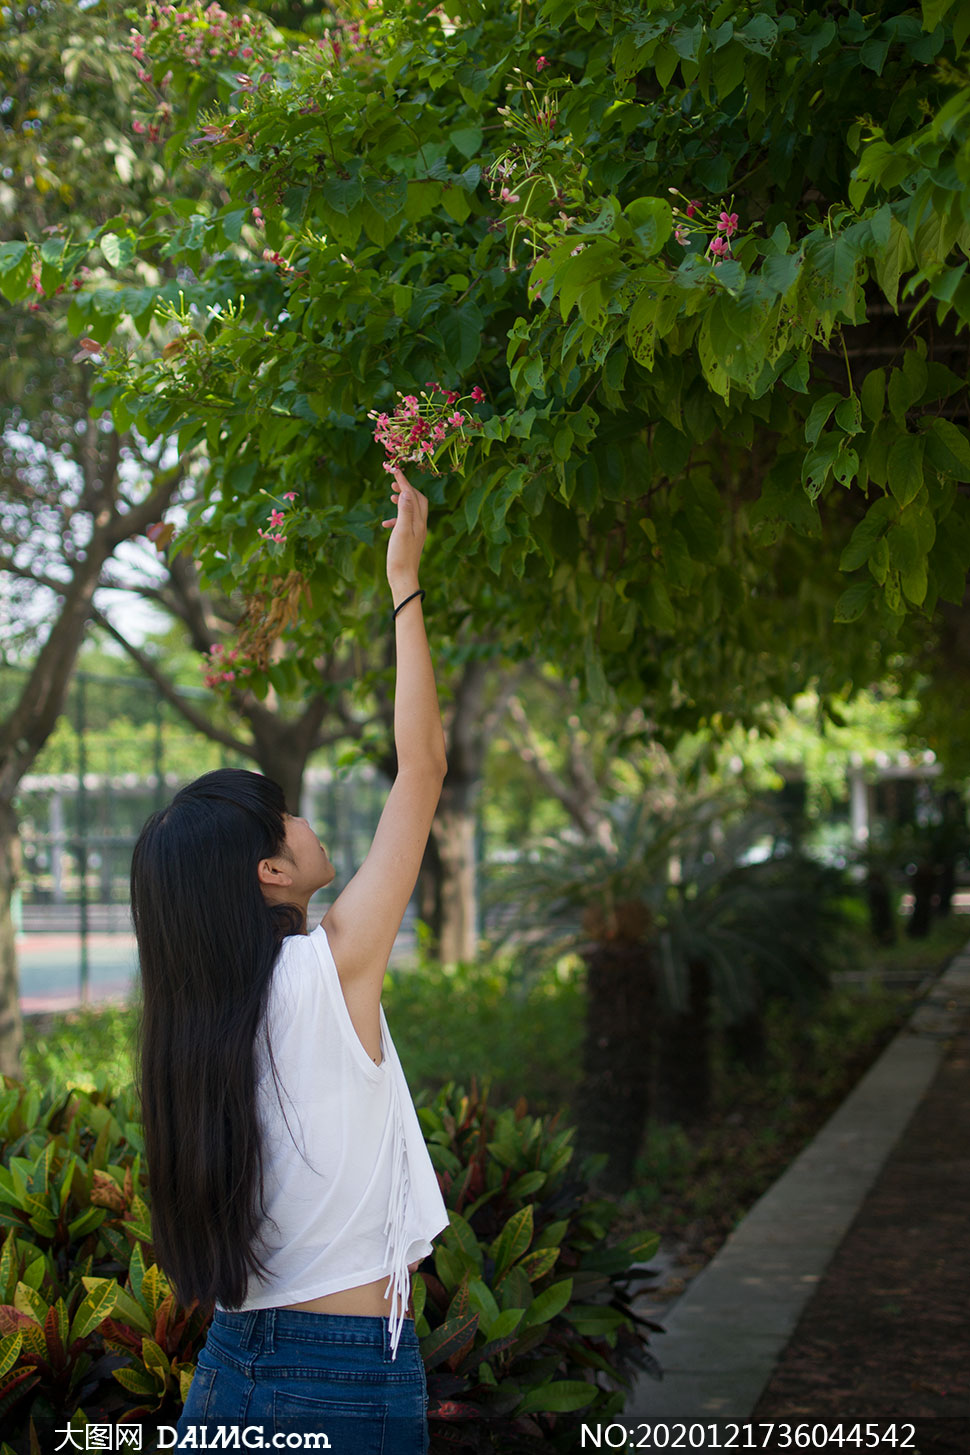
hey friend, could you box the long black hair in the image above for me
[130,769,303,1310]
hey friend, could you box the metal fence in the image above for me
[11,668,388,1000]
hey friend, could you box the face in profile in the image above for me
[282,813,337,897]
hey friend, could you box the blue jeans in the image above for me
[176,1308,429,1453]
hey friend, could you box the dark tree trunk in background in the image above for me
[937,858,956,917]
[907,862,936,938]
[726,1008,767,1073]
[866,869,897,945]
[0,802,24,1078]
[578,939,655,1192]
[654,958,713,1125]
[433,776,480,965]
[416,661,491,966]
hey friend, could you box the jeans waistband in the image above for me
[211,1307,419,1360]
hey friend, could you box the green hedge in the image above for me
[0,1079,658,1452]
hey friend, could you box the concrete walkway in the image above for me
[626,940,970,1421]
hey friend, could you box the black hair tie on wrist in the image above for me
[393,588,426,620]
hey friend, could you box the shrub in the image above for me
[0,1079,658,1452]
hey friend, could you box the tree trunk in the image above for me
[725,1008,767,1073]
[907,861,936,938]
[866,869,897,945]
[432,777,479,965]
[0,447,181,1072]
[0,801,24,1078]
[937,858,956,917]
[654,957,712,1125]
[416,833,443,946]
[578,939,655,1192]
[419,661,490,965]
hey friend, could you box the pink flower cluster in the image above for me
[320,14,366,64]
[256,492,298,545]
[130,2,270,67]
[26,269,76,313]
[202,642,250,688]
[128,1,279,141]
[368,384,486,475]
[668,190,745,266]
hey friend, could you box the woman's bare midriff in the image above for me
[282,1277,399,1318]
[281,1262,421,1318]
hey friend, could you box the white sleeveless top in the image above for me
[224,922,449,1358]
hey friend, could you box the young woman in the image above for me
[131,471,448,1450]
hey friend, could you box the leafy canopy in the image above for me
[4,0,970,729]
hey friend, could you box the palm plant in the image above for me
[486,789,854,1191]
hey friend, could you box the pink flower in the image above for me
[686,200,698,219]
[708,235,729,256]
[445,390,460,405]
[674,224,689,246]
[132,120,146,134]
[717,211,739,237]
[500,187,520,203]
[267,509,285,529]
[536,55,550,72]
[470,385,485,401]
[282,491,297,501]
[448,412,464,426]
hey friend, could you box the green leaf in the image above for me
[923,418,970,482]
[70,1281,118,1344]
[887,351,928,421]
[805,392,842,447]
[441,185,471,224]
[839,496,895,572]
[0,242,28,273]
[321,175,362,215]
[450,126,483,159]
[467,1278,500,1327]
[644,575,676,631]
[13,1283,46,1325]
[860,368,886,423]
[565,1304,629,1335]
[557,240,621,323]
[834,395,862,436]
[887,432,925,508]
[517,1246,559,1282]
[438,303,484,374]
[874,216,915,312]
[834,580,876,622]
[99,231,137,269]
[517,1379,597,1414]
[520,1277,572,1328]
[113,1366,158,1396]
[484,1306,524,1341]
[419,1310,479,1371]
[445,1211,484,1270]
[508,1170,546,1199]
[624,197,673,257]
[489,1206,533,1279]
[0,1333,23,1380]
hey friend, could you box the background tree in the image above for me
[0,0,225,1071]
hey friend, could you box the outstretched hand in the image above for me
[381,467,428,590]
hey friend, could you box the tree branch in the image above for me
[90,606,259,761]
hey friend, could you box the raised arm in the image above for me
[323,470,447,1053]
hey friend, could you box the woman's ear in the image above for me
[257,856,294,888]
